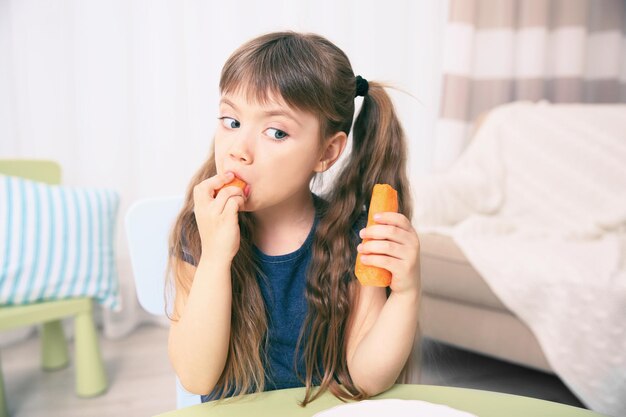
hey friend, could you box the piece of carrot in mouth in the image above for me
[213,177,248,198]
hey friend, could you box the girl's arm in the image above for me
[346,212,421,396]
[168,172,246,395]
[168,255,232,395]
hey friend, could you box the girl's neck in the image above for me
[252,188,316,256]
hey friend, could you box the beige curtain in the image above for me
[433,0,626,171]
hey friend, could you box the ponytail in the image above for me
[352,81,412,218]
[300,81,414,405]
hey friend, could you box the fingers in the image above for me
[222,191,245,215]
[357,238,415,281]
[369,212,412,230]
[212,185,245,215]
[360,225,410,245]
[357,240,404,260]
[357,253,397,273]
[357,213,421,294]
[193,171,245,215]
[357,212,420,266]
[359,212,417,244]
[193,172,234,204]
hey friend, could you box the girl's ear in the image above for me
[314,131,347,173]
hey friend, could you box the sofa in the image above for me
[412,101,626,415]
[419,231,552,373]
[418,109,551,373]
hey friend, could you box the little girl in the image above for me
[167,31,421,406]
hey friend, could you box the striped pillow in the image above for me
[0,175,121,310]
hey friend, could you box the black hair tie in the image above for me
[355,75,369,97]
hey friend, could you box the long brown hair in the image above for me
[166,31,416,405]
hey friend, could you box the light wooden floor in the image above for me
[2,324,585,417]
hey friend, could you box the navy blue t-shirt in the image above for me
[251,206,320,394]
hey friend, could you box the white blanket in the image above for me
[413,101,626,416]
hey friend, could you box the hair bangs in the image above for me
[219,33,333,120]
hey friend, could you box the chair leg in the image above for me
[41,320,70,370]
[0,354,7,417]
[74,308,108,397]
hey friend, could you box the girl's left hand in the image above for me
[357,212,420,295]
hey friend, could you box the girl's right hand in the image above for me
[193,171,246,262]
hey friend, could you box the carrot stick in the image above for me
[355,184,399,287]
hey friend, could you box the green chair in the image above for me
[0,160,108,417]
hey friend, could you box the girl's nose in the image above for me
[229,135,253,164]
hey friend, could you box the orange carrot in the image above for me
[213,177,247,198]
[355,184,399,287]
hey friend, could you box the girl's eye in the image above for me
[219,117,240,129]
[264,128,289,141]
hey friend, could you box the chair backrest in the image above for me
[124,195,201,408]
[125,196,184,316]
[0,159,61,185]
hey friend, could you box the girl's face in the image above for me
[214,88,323,212]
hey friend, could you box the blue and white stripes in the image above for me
[0,175,120,310]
